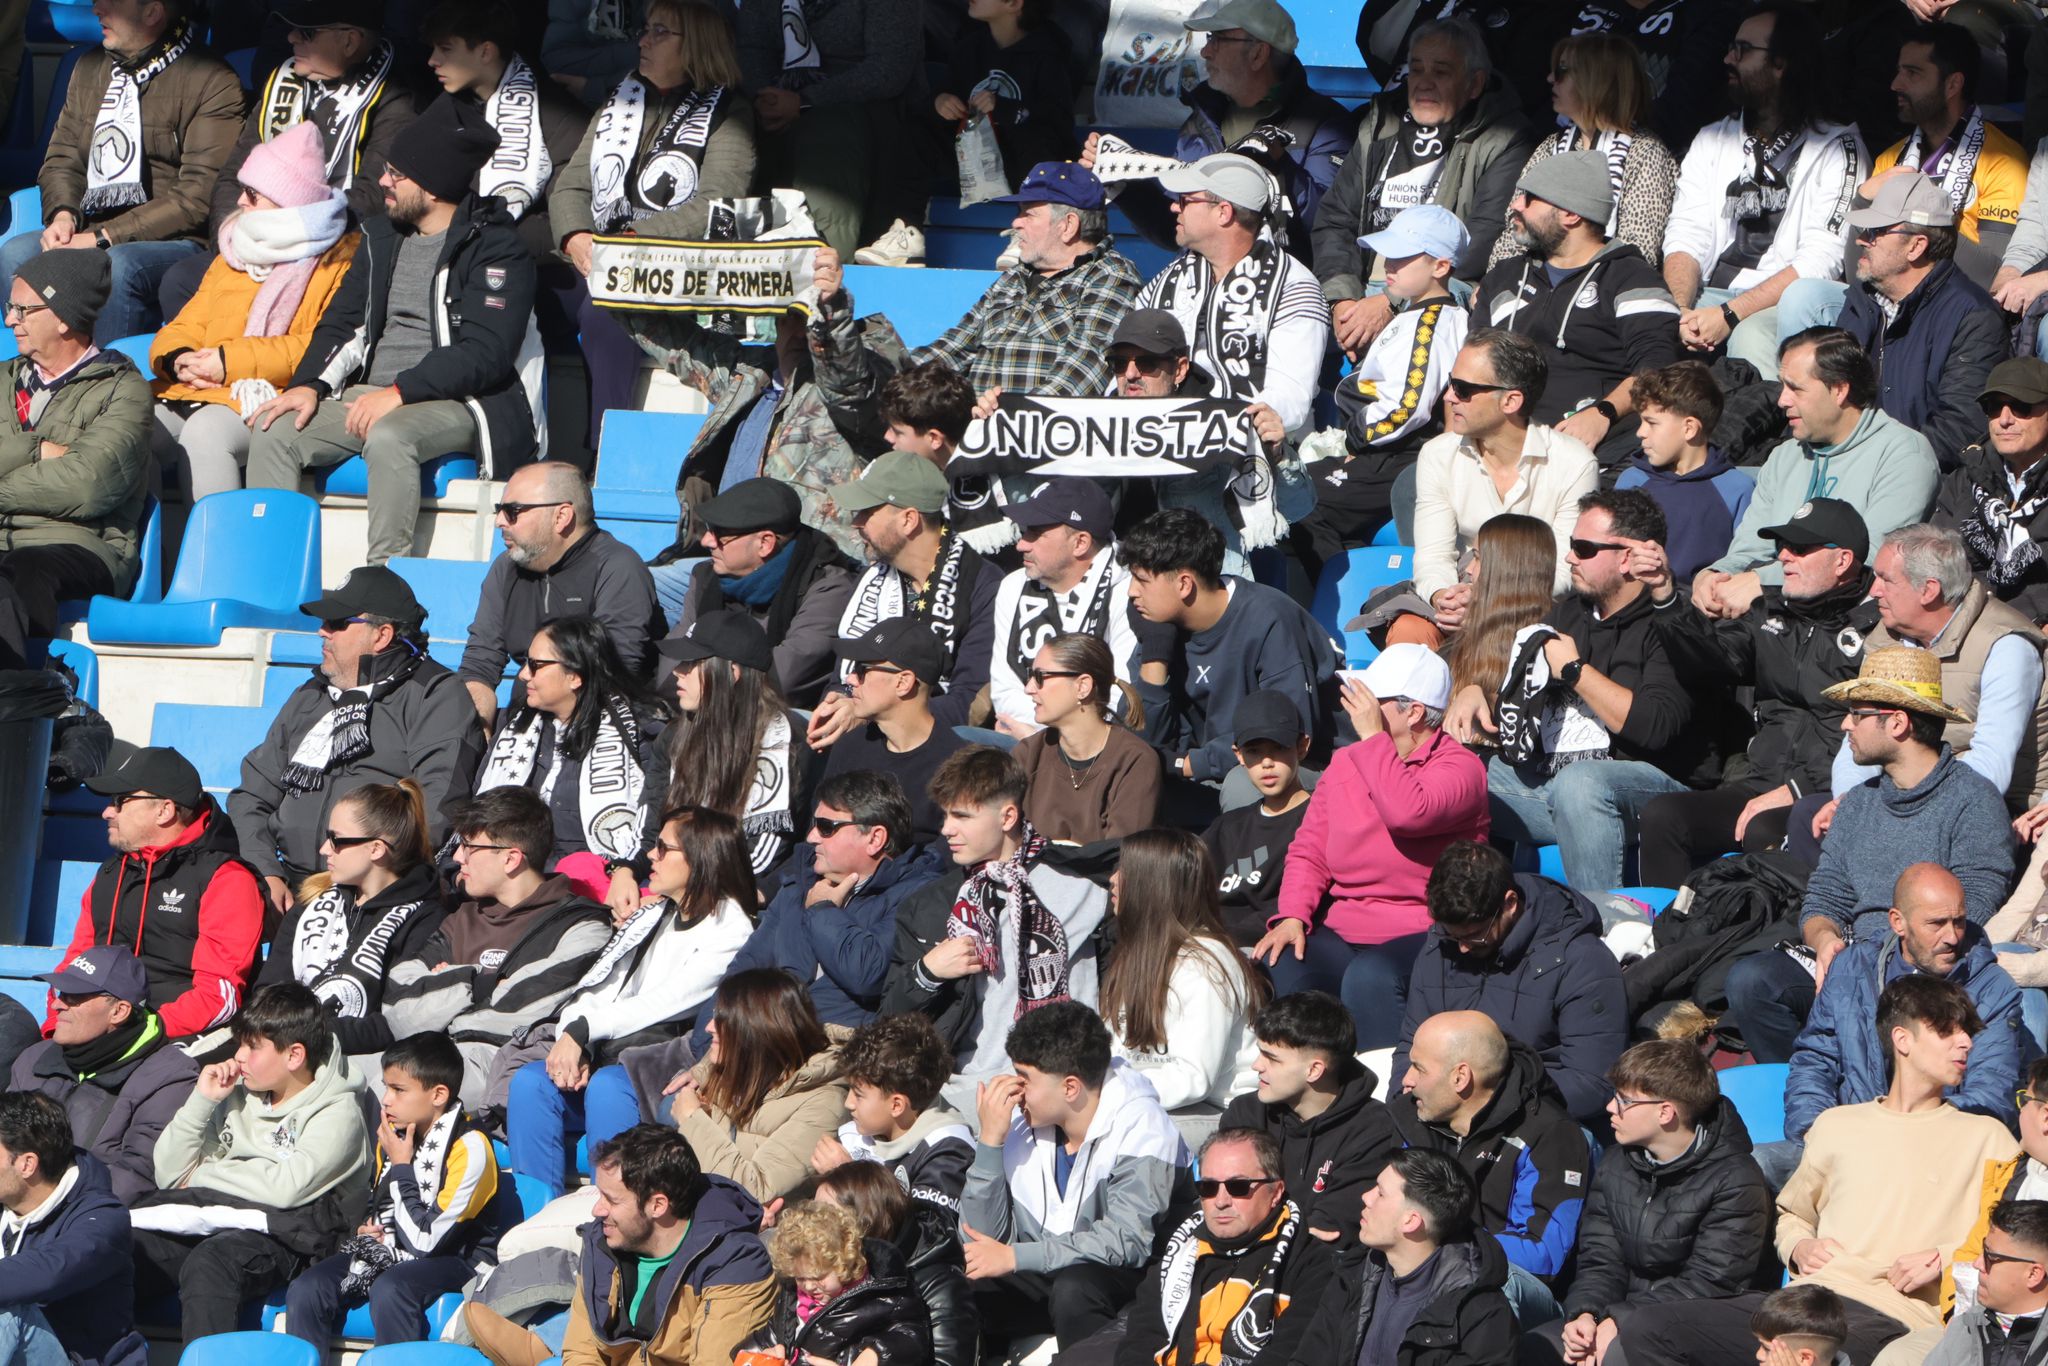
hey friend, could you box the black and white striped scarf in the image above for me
[1896,109,1986,215]
[478,699,650,860]
[1552,126,1631,238]
[1724,123,1800,223]
[84,20,195,215]
[261,39,395,189]
[587,77,725,233]
[480,55,554,219]
[281,647,425,794]
[836,524,970,681]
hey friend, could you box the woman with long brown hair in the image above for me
[666,967,848,1200]
[1099,829,1269,1111]
[1487,31,1678,269]
[507,805,758,1196]
[1013,633,1160,843]
[662,609,803,876]
[1443,512,1561,711]
[260,778,442,1058]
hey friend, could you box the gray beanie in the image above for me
[1516,150,1616,226]
[14,248,111,335]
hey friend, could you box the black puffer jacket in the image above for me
[1217,1055,1399,1242]
[898,1205,976,1366]
[1559,1096,1773,1327]
[1651,573,1877,798]
[748,1237,932,1366]
[1285,1227,1515,1366]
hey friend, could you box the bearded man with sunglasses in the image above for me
[1937,359,2048,625]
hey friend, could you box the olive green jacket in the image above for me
[0,353,152,586]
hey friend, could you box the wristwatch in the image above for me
[1592,399,1619,424]
[1719,302,1740,331]
[93,229,110,250]
[1559,659,1587,690]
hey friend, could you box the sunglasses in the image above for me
[1027,669,1081,686]
[1981,395,2046,419]
[812,815,861,837]
[494,499,569,521]
[1196,1176,1281,1199]
[1569,539,1626,558]
[324,831,379,849]
[851,662,910,681]
[319,615,374,633]
[1446,377,1509,402]
[1108,348,1173,375]
[649,836,684,859]
[107,792,167,809]
[1982,1246,2041,1271]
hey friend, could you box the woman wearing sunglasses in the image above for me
[660,608,806,877]
[1099,829,1268,1112]
[257,779,444,1059]
[504,805,756,1197]
[475,614,673,915]
[1014,634,1159,844]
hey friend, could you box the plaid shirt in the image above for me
[815,242,1142,400]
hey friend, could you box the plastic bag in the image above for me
[956,115,1011,207]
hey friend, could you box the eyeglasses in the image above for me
[811,815,861,837]
[1027,669,1082,686]
[455,840,514,854]
[494,499,569,522]
[1982,395,2047,419]
[1569,539,1627,559]
[1196,1176,1281,1199]
[1982,1246,2042,1271]
[2,302,50,323]
[1726,38,1767,57]
[323,831,380,849]
[634,24,679,39]
[851,662,910,681]
[1442,908,1507,947]
[1609,1093,1661,1113]
[1108,348,1173,375]
[107,792,166,809]
[1171,193,1224,208]
[1446,377,1509,402]
[1847,707,1902,722]
[2018,1089,2047,1110]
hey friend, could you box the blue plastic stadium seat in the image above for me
[1308,544,1413,666]
[1717,1063,1790,1144]
[87,489,322,645]
[513,1170,554,1219]
[24,857,95,948]
[150,702,275,792]
[595,515,677,559]
[1290,9,1378,106]
[271,556,495,666]
[840,264,1000,349]
[1610,886,1678,915]
[2,183,39,240]
[1370,519,1401,547]
[31,5,102,42]
[595,409,704,509]
[57,493,162,622]
[0,975,47,1015]
[181,1332,318,1366]
[41,637,97,705]
[107,333,155,372]
[315,452,481,500]
[224,46,257,90]
[38,812,110,865]
[358,1343,493,1366]
[263,1292,466,1342]
[1537,844,1565,881]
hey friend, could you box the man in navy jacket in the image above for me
[246,94,539,566]
[0,1092,145,1366]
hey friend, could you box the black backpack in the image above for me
[1622,851,1811,1019]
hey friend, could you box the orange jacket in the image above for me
[148,232,360,406]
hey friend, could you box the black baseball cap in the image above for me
[1759,497,1869,562]
[41,946,149,1005]
[85,747,204,808]
[1110,309,1191,357]
[1233,689,1305,747]
[695,478,804,535]
[657,608,776,675]
[1006,477,1114,542]
[838,620,946,688]
[300,565,425,627]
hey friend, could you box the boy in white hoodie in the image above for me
[133,982,373,1344]
[959,1001,1193,1353]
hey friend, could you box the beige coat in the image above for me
[674,1028,848,1202]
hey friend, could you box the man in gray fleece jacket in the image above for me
[960,1002,1194,1353]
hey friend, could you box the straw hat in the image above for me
[1820,645,1971,724]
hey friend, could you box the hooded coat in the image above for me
[0,349,151,585]
[746,1236,932,1366]
[675,1030,851,1203]
[1396,874,1628,1127]
[1218,1055,1401,1242]
[1284,1226,1516,1366]
[9,1017,200,1203]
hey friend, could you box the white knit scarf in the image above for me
[588,76,724,233]
[280,647,422,794]
[84,21,195,215]
[478,701,650,860]
[220,191,348,340]
[481,55,554,219]
[781,0,822,78]
[261,39,395,188]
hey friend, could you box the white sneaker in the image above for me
[994,228,1021,270]
[853,219,925,267]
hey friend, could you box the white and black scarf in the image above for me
[572,895,673,994]
[1003,555,1118,688]
[1897,108,1986,215]
[480,55,554,219]
[1152,1200,1302,1366]
[1553,126,1631,238]
[280,647,425,794]
[478,699,650,860]
[1495,622,1612,772]
[588,77,724,233]
[743,710,795,839]
[262,39,395,189]
[780,0,822,80]
[1724,123,1800,223]
[84,20,195,215]
[339,1109,464,1290]
[289,882,434,1020]
[1958,471,2048,593]
[836,525,970,681]
[945,822,1069,1019]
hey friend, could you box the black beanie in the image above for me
[385,94,501,204]
[14,248,111,335]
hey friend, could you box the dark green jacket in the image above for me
[0,352,152,586]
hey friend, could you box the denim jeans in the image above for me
[0,1304,69,1366]
[506,1060,643,1198]
[1723,948,1817,1063]
[1695,285,1788,378]
[1485,756,1690,893]
[1999,943,2048,1052]
[1267,930,1428,1050]
[1751,1138,1804,1191]
[1503,1263,1562,1330]
[648,557,700,625]
[0,230,204,344]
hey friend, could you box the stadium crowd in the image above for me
[17,0,2048,1365]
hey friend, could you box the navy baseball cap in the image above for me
[1006,478,1114,541]
[993,162,1106,210]
[41,946,149,1005]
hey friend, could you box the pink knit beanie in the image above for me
[237,121,333,209]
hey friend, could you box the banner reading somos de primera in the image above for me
[587,234,824,314]
[951,393,1256,479]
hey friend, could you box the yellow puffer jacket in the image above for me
[1944,1155,2023,1312]
[147,232,360,406]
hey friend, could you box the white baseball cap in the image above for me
[1358,204,1470,263]
[1359,643,1452,711]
